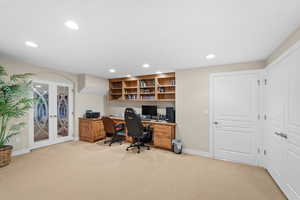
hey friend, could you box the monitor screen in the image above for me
[142,105,157,117]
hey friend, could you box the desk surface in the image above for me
[109,116,176,126]
[79,117,176,126]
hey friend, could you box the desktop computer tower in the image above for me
[166,107,175,123]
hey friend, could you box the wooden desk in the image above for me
[79,117,176,150]
[110,117,176,150]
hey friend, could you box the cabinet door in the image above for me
[93,121,104,140]
[80,120,91,138]
[153,125,173,149]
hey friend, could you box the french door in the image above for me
[29,81,73,149]
[265,45,300,200]
[210,70,261,166]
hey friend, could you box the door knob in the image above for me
[213,121,219,125]
[274,132,281,136]
[280,133,288,139]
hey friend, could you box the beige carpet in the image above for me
[0,142,286,200]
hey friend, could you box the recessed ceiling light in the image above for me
[35,85,41,88]
[142,63,150,68]
[126,74,131,77]
[64,20,79,30]
[156,71,162,74]
[206,54,216,60]
[109,69,116,73]
[25,41,38,48]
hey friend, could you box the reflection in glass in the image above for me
[33,83,49,142]
[57,86,69,137]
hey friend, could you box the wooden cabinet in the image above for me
[153,124,175,150]
[109,72,175,102]
[79,118,105,142]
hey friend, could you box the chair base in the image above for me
[104,136,124,146]
[126,142,150,153]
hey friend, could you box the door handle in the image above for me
[213,121,219,125]
[274,132,288,139]
[274,132,281,137]
[280,133,288,139]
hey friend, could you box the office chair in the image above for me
[124,108,151,153]
[102,117,125,146]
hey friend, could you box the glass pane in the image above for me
[33,83,49,142]
[57,86,69,137]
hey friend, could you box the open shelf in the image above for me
[109,72,175,102]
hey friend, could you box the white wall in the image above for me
[1,58,107,152]
[176,61,265,152]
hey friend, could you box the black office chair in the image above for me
[102,117,125,146]
[124,108,151,153]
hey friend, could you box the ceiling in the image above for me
[0,0,299,78]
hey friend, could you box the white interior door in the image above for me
[266,45,300,200]
[210,71,261,165]
[265,62,286,191]
[30,81,73,149]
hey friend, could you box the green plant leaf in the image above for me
[4,132,19,144]
[10,73,34,82]
[0,66,35,146]
[9,122,26,132]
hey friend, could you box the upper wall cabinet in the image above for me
[109,72,175,102]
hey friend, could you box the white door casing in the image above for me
[210,70,262,166]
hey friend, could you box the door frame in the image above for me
[28,79,74,150]
[209,69,264,166]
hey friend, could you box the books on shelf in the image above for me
[140,80,155,88]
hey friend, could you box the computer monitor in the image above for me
[142,105,157,117]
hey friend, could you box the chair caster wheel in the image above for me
[147,147,150,150]
[126,148,129,151]
[137,151,140,154]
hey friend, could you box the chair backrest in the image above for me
[102,117,116,134]
[124,108,144,138]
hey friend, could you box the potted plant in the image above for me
[0,65,35,167]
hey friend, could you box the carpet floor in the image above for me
[0,141,286,200]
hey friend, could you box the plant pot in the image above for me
[0,145,13,167]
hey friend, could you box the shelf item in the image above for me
[109,72,175,102]
[157,76,176,86]
[157,85,176,87]
[140,79,155,88]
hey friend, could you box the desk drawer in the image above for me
[154,138,172,150]
[155,130,172,139]
[153,125,173,138]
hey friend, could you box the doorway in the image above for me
[210,70,262,166]
[29,80,74,149]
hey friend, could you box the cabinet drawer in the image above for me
[155,130,172,139]
[154,125,172,132]
[154,138,172,150]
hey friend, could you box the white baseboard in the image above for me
[182,148,212,158]
[74,137,79,141]
[12,148,31,156]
